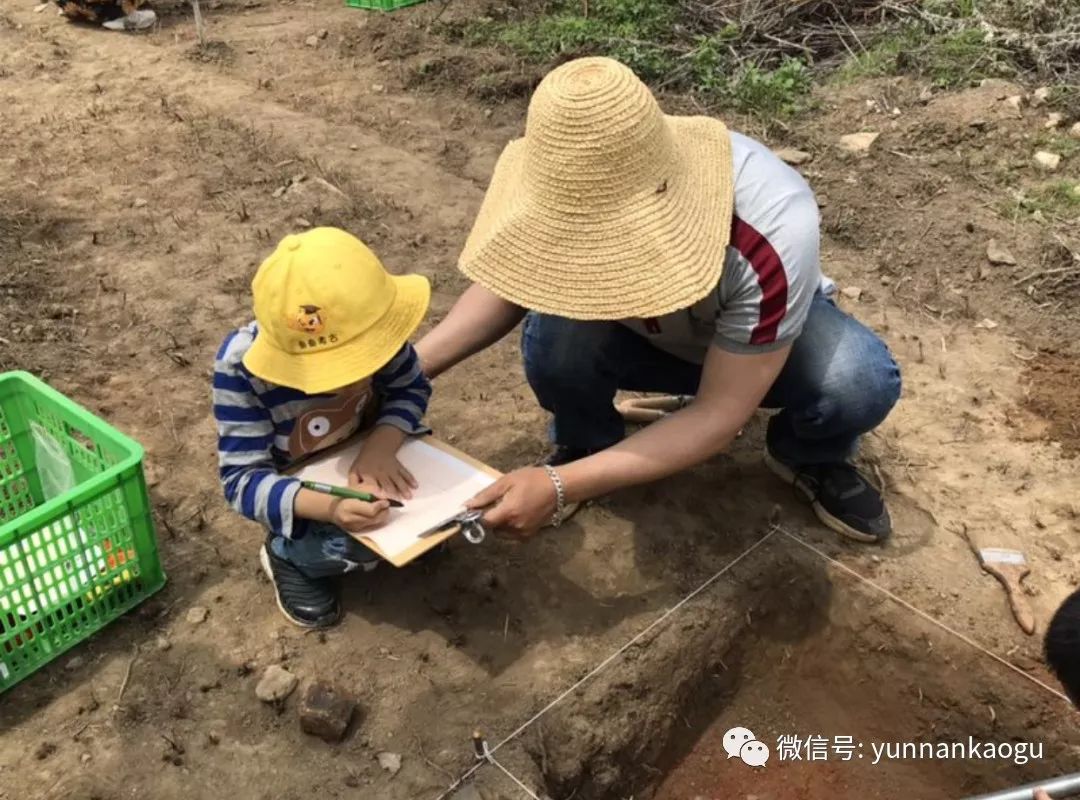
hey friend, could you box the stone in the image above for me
[840,286,863,301]
[974,318,999,330]
[1031,87,1051,108]
[299,682,356,743]
[377,751,402,775]
[985,239,1017,266]
[272,185,287,198]
[65,656,86,671]
[1003,95,1023,115]
[773,147,812,166]
[1045,113,1063,129]
[295,217,312,228]
[371,83,385,93]
[1033,151,1061,171]
[80,752,92,764]
[304,35,319,47]
[186,606,209,625]
[316,28,329,39]
[255,665,298,703]
[1069,122,1080,140]
[132,198,148,209]
[155,636,172,652]
[838,132,879,154]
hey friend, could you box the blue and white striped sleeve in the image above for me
[213,330,302,539]
[371,343,432,434]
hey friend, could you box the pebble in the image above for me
[132,198,148,209]
[1045,113,1063,129]
[773,147,813,166]
[840,286,863,301]
[65,656,86,671]
[80,752,92,764]
[272,185,287,198]
[838,132,879,154]
[186,606,209,625]
[299,682,356,743]
[155,636,172,652]
[1070,122,1080,140]
[255,665,298,703]
[1033,150,1061,171]
[349,144,359,151]
[974,318,999,330]
[295,217,312,228]
[377,751,402,775]
[1003,95,1023,115]
[371,83,385,93]
[316,28,329,39]
[985,239,1017,266]
[1031,86,1051,108]
[304,35,319,47]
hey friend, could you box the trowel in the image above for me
[961,526,1036,635]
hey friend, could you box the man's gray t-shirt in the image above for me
[619,131,827,363]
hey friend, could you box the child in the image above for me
[1046,587,1080,704]
[213,227,431,629]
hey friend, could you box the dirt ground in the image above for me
[1,1,1079,799]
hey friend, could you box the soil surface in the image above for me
[1,2,1079,799]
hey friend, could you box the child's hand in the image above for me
[349,448,417,500]
[331,497,390,533]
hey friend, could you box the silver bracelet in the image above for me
[542,465,566,527]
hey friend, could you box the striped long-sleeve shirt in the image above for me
[213,323,431,539]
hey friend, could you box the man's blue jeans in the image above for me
[522,292,901,467]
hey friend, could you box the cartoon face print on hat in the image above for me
[287,383,373,461]
[287,304,325,335]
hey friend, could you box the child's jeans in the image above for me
[268,522,380,578]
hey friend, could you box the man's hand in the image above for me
[348,426,416,500]
[1034,790,1052,800]
[330,497,390,533]
[466,467,557,539]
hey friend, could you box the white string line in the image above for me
[776,526,1072,705]
[487,754,542,800]
[431,528,778,800]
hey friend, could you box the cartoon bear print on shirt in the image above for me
[286,382,376,462]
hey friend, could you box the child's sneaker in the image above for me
[259,536,340,628]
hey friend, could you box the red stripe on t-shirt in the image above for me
[731,216,789,345]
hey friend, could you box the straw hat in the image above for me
[459,57,734,320]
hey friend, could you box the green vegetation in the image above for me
[449,0,813,119]
[834,26,1016,87]
[1000,182,1080,222]
[441,0,1076,121]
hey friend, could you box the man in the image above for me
[416,57,901,542]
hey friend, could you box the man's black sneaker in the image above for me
[765,451,891,543]
[259,539,341,628]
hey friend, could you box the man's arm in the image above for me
[469,342,791,535]
[414,283,526,379]
[563,342,790,498]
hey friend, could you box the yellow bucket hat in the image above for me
[243,227,430,394]
[459,56,734,321]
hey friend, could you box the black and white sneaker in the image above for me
[765,451,891,543]
[259,538,341,629]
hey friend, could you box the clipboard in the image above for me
[290,435,501,567]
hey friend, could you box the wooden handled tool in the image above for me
[615,394,693,423]
[976,547,1036,635]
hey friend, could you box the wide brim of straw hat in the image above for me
[459,114,734,321]
[243,274,430,394]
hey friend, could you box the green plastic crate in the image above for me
[0,371,165,692]
[345,0,428,10]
